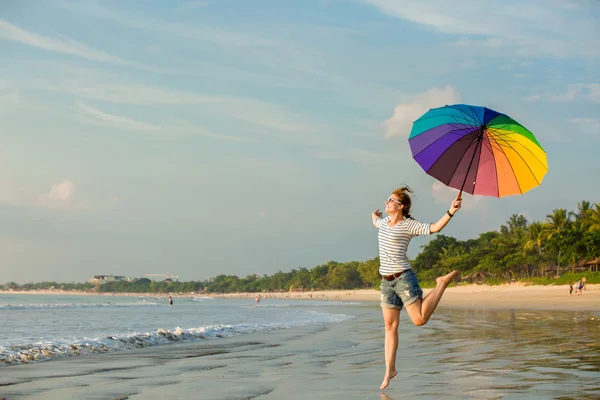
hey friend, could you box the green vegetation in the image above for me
[1,201,598,294]
[0,281,94,291]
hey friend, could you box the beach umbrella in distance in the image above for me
[408,104,548,198]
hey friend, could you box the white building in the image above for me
[89,275,127,285]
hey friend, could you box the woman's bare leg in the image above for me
[380,307,400,390]
[405,270,458,326]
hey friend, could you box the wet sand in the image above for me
[1,303,599,400]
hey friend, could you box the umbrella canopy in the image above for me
[408,104,548,197]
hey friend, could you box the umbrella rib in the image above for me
[415,105,480,127]
[484,130,500,197]
[487,129,546,193]
[415,112,476,127]
[411,126,479,158]
[447,131,481,191]
[487,127,548,174]
[486,130,522,195]
[449,106,480,126]
[474,130,486,195]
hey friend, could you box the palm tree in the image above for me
[523,221,547,276]
[545,208,571,276]
[572,201,593,228]
[589,203,600,232]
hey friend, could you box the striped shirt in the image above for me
[374,216,432,275]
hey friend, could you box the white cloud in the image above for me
[313,148,383,164]
[0,20,157,72]
[363,0,598,57]
[549,84,600,103]
[569,118,600,136]
[72,100,161,132]
[52,83,223,105]
[431,181,483,211]
[382,85,461,138]
[522,95,541,102]
[69,101,252,142]
[551,0,582,10]
[46,82,325,144]
[57,1,276,48]
[37,180,76,209]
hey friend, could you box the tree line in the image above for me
[2,201,598,293]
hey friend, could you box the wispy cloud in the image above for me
[551,0,582,10]
[549,84,600,103]
[569,118,600,136]
[72,100,161,132]
[363,0,599,57]
[52,83,224,105]
[382,85,461,139]
[57,1,276,48]
[0,19,159,72]
[313,148,384,164]
[69,100,252,142]
[44,77,330,145]
[522,95,541,102]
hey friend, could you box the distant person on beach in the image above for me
[169,296,173,308]
[569,282,574,296]
[372,186,461,390]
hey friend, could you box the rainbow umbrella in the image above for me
[408,104,548,197]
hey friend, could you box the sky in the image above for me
[0,0,599,283]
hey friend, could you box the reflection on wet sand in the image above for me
[415,309,600,399]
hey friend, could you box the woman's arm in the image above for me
[372,208,383,227]
[430,193,462,233]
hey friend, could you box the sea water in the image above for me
[0,293,355,366]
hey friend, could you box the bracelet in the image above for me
[447,210,454,218]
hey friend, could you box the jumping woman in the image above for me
[372,186,461,390]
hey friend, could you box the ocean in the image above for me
[0,293,356,366]
[1,293,599,399]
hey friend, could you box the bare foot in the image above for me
[380,370,397,390]
[436,270,459,287]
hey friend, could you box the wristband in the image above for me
[447,210,454,218]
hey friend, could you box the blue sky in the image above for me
[1,0,599,283]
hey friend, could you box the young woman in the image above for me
[372,186,461,390]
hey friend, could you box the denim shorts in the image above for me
[380,269,423,310]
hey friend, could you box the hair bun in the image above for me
[401,186,413,193]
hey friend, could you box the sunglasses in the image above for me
[386,196,402,205]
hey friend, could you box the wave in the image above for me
[192,296,215,301]
[0,313,353,366]
[242,301,363,308]
[0,301,161,310]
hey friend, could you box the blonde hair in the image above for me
[392,186,413,219]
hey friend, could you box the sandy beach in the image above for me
[3,283,599,311]
[212,283,600,311]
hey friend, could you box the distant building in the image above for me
[89,275,127,285]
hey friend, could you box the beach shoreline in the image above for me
[2,283,598,311]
